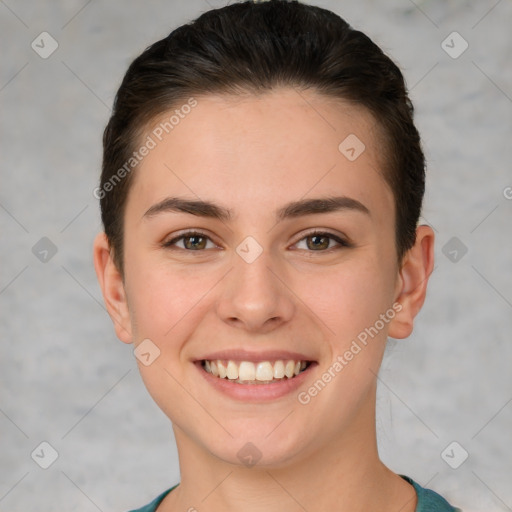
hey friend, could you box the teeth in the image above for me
[202,358,310,383]
[217,361,226,378]
[284,360,295,378]
[239,361,256,381]
[226,361,238,380]
[273,360,285,379]
[256,361,274,381]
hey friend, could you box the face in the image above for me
[100,88,415,468]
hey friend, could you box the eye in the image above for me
[293,230,350,251]
[162,231,217,251]
[162,230,350,252]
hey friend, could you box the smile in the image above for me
[202,359,311,384]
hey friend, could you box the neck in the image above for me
[159,385,416,512]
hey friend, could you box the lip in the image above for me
[194,360,318,402]
[194,349,316,363]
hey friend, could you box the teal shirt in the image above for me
[127,476,461,511]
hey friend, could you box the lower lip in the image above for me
[194,361,317,402]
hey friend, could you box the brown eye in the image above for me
[294,231,349,252]
[306,234,331,250]
[163,231,216,251]
[183,234,207,250]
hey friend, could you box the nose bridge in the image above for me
[217,241,294,331]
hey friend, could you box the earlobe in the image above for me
[388,225,435,340]
[93,232,133,344]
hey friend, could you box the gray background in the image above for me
[1,0,511,510]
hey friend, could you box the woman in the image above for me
[93,1,460,510]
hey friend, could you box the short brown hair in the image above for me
[100,0,425,275]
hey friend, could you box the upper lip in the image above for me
[195,349,317,363]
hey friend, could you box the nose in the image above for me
[216,247,295,333]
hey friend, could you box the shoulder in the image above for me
[400,475,462,512]
[125,484,178,512]
[127,479,462,512]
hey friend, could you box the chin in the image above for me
[206,431,307,470]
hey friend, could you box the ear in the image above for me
[388,225,435,339]
[93,232,133,344]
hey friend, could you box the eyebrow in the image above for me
[142,195,370,222]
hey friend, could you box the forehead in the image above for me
[127,88,392,219]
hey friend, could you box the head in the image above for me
[94,0,434,468]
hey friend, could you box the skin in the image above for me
[94,87,434,512]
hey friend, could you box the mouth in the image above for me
[199,358,314,385]
[193,354,318,402]
[192,347,319,401]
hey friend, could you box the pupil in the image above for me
[309,235,328,250]
[186,236,204,250]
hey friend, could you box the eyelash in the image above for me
[162,229,351,253]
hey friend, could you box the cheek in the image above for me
[291,258,397,428]
[302,258,396,345]
[124,255,220,343]
[124,262,219,414]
